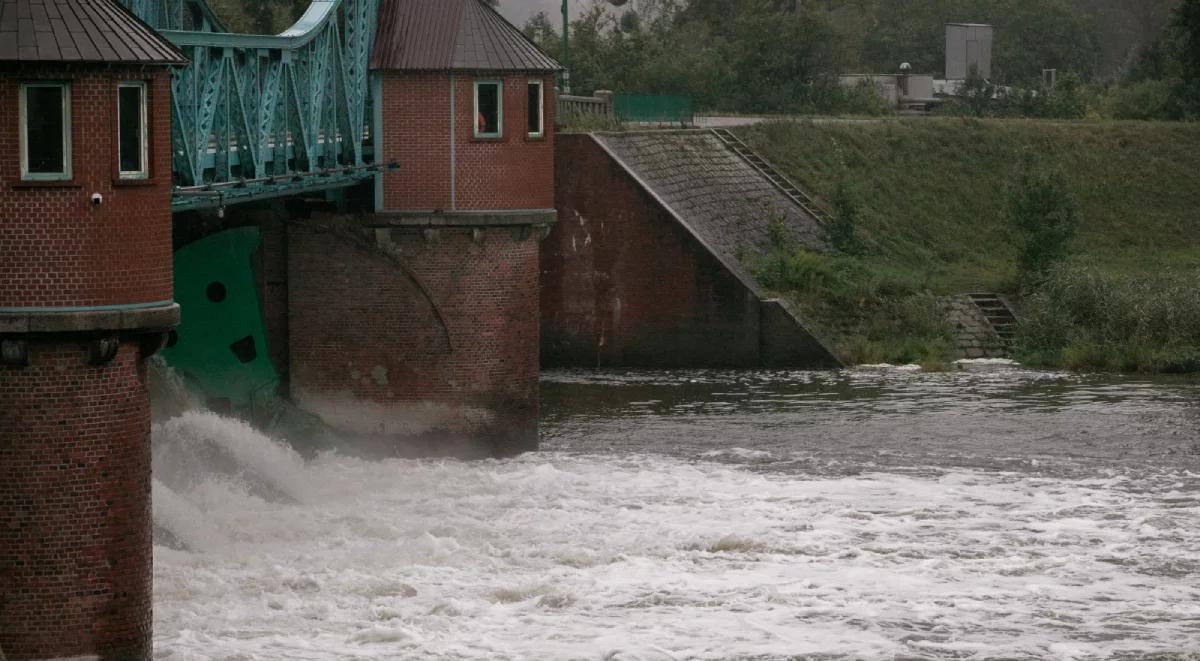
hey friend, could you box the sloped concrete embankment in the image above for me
[545,131,841,368]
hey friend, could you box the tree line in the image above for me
[522,0,1200,119]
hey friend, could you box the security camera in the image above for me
[91,193,103,206]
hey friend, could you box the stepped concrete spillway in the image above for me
[544,130,841,368]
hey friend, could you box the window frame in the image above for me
[526,79,545,139]
[117,81,150,180]
[473,79,504,139]
[19,81,72,181]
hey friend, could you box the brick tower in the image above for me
[0,1,186,658]
[286,0,561,457]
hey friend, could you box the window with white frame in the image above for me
[19,82,71,180]
[118,82,149,179]
[527,80,544,138]
[474,80,503,138]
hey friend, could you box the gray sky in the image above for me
[498,0,586,30]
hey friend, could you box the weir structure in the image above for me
[1,0,561,656]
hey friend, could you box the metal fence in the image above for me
[613,94,694,124]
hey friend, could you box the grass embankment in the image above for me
[736,119,1200,370]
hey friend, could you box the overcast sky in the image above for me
[497,0,587,30]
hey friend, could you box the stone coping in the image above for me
[0,303,180,334]
[366,209,557,228]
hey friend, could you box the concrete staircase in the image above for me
[968,293,1018,348]
[710,128,829,225]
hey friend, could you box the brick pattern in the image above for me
[0,341,152,660]
[287,222,539,456]
[0,67,174,309]
[380,71,556,212]
[544,134,764,368]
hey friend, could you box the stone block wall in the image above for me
[941,295,1008,359]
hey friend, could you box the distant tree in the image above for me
[1176,0,1200,79]
[1174,0,1200,114]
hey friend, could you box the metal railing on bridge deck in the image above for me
[123,0,381,212]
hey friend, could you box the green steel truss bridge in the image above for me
[122,0,383,212]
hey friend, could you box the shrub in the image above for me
[827,181,862,254]
[1105,80,1175,120]
[1008,167,1078,288]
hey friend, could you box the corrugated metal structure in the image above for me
[372,0,561,71]
[945,22,994,80]
[0,0,186,63]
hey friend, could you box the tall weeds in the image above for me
[1018,265,1200,372]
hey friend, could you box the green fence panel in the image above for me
[161,227,279,411]
[613,94,694,124]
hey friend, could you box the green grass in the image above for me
[736,118,1200,369]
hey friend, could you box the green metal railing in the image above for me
[124,0,380,211]
[613,94,694,124]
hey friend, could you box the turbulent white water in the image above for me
[152,404,1200,660]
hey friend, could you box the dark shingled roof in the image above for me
[0,0,187,64]
[593,131,827,290]
[372,0,562,72]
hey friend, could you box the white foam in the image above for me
[956,358,1020,366]
[152,413,1200,659]
[855,363,923,371]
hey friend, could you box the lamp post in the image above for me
[562,0,571,94]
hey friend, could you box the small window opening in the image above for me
[474,81,502,138]
[20,82,71,180]
[229,335,258,364]
[118,82,148,178]
[527,80,544,138]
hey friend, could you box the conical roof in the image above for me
[372,0,562,72]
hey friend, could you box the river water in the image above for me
[151,363,1200,660]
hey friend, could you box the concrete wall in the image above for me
[0,65,176,660]
[286,218,540,457]
[545,134,770,368]
[379,71,556,212]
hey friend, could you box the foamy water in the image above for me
[152,372,1200,660]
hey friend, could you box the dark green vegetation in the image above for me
[206,0,308,33]
[1020,266,1200,372]
[522,0,1197,118]
[738,119,1200,370]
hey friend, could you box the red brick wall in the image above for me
[380,71,556,212]
[0,341,152,660]
[0,67,174,308]
[287,222,540,457]
[543,134,763,367]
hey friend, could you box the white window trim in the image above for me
[527,79,545,138]
[473,80,503,139]
[118,81,150,180]
[19,82,72,181]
